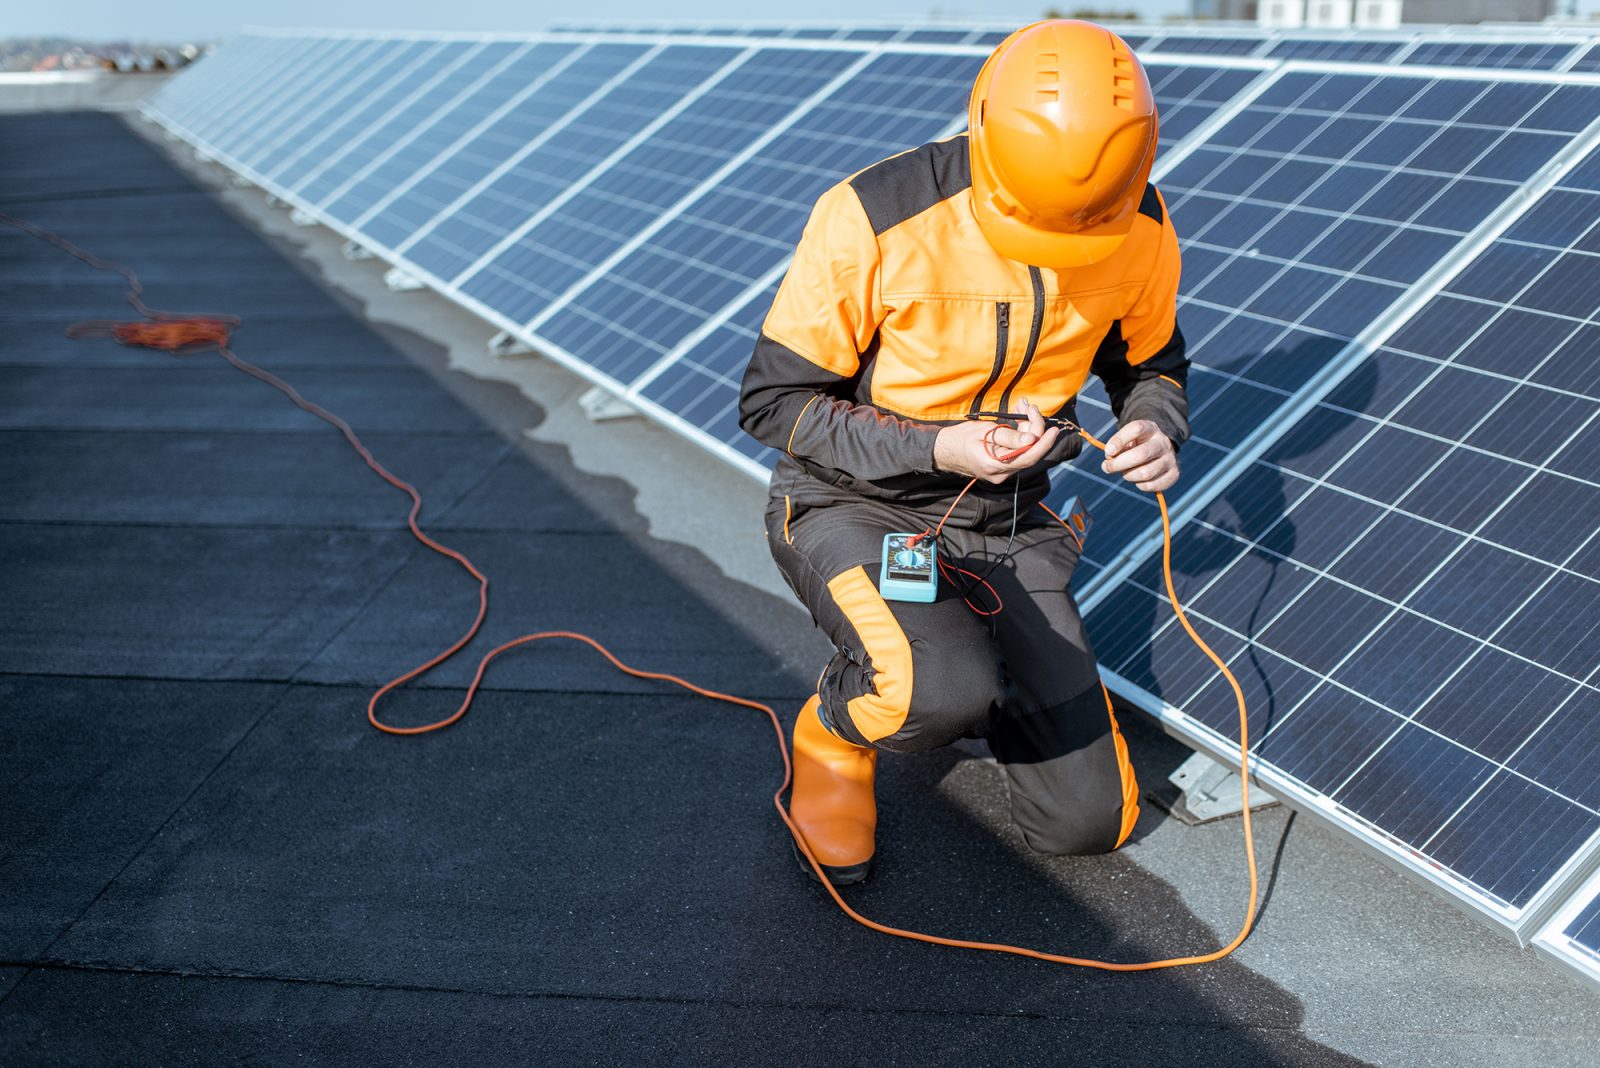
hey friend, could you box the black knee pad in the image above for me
[877,655,1005,753]
[1016,812,1124,857]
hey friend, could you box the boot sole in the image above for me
[791,838,871,886]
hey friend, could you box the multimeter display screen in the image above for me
[887,568,931,583]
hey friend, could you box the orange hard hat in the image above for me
[968,20,1159,269]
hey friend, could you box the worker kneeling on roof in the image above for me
[739,20,1188,885]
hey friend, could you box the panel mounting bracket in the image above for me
[289,208,318,227]
[488,330,537,358]
[1154,752,1279,826]
[341,240,375,261]
[579,385,638,423]
[382,267,426,292]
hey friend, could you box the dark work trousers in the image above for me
[765,464,1140,856]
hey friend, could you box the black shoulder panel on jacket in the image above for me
[849,136,972,236]
[1137,183,1164,224]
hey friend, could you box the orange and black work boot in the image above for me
[790,695,877,886]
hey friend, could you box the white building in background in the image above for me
[1257,0,1403,27]
[1353,0,1404,27]
[1196,0,1556,22]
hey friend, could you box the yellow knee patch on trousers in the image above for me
[827,566,914,743]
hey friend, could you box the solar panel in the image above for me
[401,44,741,284]
[1054,72,1600,594]
[195,36,358,161]
[358,42,646,255]
[225,38,399,169]
[145,35,263,131]
[1267,38,1407,63]
[299,40,516,210]
[1571,43,1600,74]
[272,41,457,190]
[635,282,780,475]
[899,29,987,46]
[1562,893,1600,963]
[839,29,904,42]
[321,42,551,225]
[1149,35,1268,57]
[1537,866,1600,986]
[1080,108,1600,930]
[154,34,289,133]
[1402,40,1579,71]
[1145,64,1268,144]
[458,46,863,327]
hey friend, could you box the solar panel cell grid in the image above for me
[403,45,736,283]
[358,43,642,254]
[1572,43,1600,73]
[327,42,562,228]
[1403,40,1578,71]
[163,35,297,137]
[231,39,414,176]
[638,284,780,468]
[1267,39,1406,63]
[1149,35,1267,56]
[461,47,858,330]
[205,37,361,161]
[900,29,985,45]
[299,40,492,208]
[1148,65,1264,144]
[1086,139,1600,912]
[1057,73,1600,611]
[276,41,460,193]
[148,36,261,130]
[209,35,374,164]
[1565,885,1600,953]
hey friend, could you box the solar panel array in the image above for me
[144,25,1600,989]
[555,21,1600,70]
[1086,126,1600,918]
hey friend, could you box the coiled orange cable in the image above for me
[3,210,1258,971]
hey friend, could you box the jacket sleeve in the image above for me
[738,183,942,480]
[1090,189,1190,450]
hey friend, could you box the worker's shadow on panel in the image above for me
[1095,345,1379,752]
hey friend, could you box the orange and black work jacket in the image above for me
[739,134,1190,518]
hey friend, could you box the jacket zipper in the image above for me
[970,301,1010,415]
[997,267,1047,414]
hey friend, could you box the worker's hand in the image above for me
[1103,419,1179,493]
[934,399,1060,484]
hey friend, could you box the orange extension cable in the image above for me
[3,210,1259,972]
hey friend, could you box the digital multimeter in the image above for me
[880,533,937,603]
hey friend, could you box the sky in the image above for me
[11,0,1191,42]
